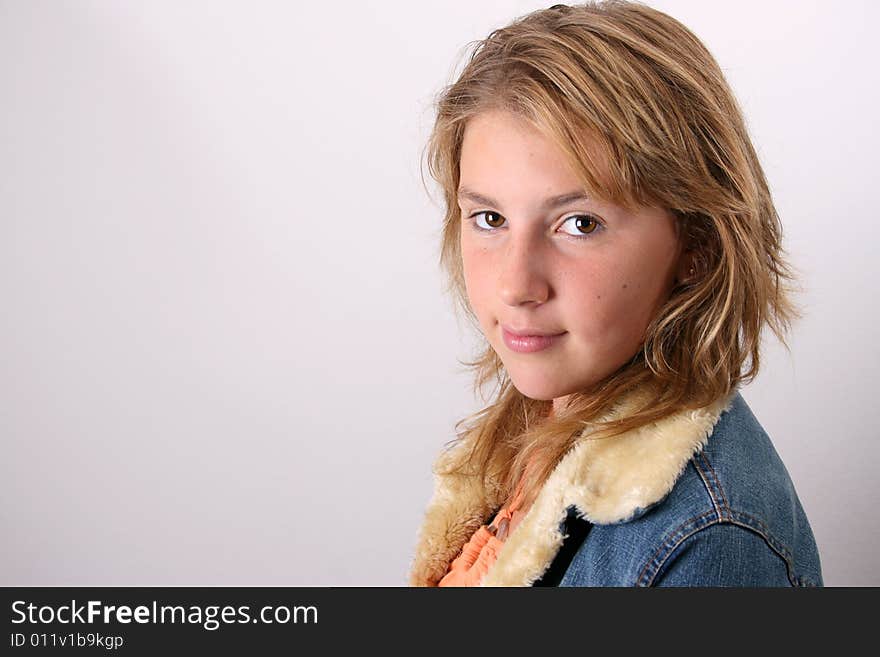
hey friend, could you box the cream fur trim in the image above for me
[409,384,736,587]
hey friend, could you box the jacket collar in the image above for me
[409,383,737,587]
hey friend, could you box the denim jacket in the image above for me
[409,384,823,587]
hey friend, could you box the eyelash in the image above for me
[466,211,605,240]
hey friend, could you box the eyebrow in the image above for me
[457,187,590,210]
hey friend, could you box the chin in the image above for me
[506,370,567,402]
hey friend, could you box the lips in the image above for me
[502,324,564,337]
[501,325,566,353]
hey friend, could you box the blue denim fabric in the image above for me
[538,392,823,587]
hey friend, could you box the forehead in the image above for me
[459,109,615,205]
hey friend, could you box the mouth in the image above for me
[501,325,566,354]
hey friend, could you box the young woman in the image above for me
[408,1,823,587]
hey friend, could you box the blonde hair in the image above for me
[422,1,802,510]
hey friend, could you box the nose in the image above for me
[497,233,551,307]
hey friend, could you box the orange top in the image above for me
[438,471,530,587]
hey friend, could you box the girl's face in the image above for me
[458,110,691,410]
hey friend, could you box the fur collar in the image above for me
[409,383,737,587]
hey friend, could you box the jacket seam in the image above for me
[636,510,718,586]
[639,516,802,587]
[726,510,800,586]
[691,449,802,585]
[636,454,802,587]
[692,451,731,521]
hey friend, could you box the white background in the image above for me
[2,0,877,586]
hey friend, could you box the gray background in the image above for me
[2,0,877,586]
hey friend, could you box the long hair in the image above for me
[422,1,802,511]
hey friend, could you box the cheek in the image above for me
[562,262,652,335]
[588,276,669,347]
[563,269,621,329]
[460,243,493,313]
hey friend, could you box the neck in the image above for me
[551,395,570,419]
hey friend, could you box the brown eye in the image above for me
[473,211,506,230]
[576,216,597,234]
[559,214,603,238]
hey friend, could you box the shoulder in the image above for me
[649,522,796,586]
[559,392,823,587]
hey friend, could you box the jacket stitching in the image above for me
[639,517,801,587]
[690,456,722,520]
[636,510,717,586]
[696,450,732,518]
[692,451,797,568]
[695,449,801,585]
[727,510,800,586]
[637,454,801,587]
[728,518,798,586]
[727,510,793,561]
[636,511,801,587]
[692,451,731,521]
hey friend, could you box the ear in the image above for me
[671,215,701,286]
[675,249,698,286]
